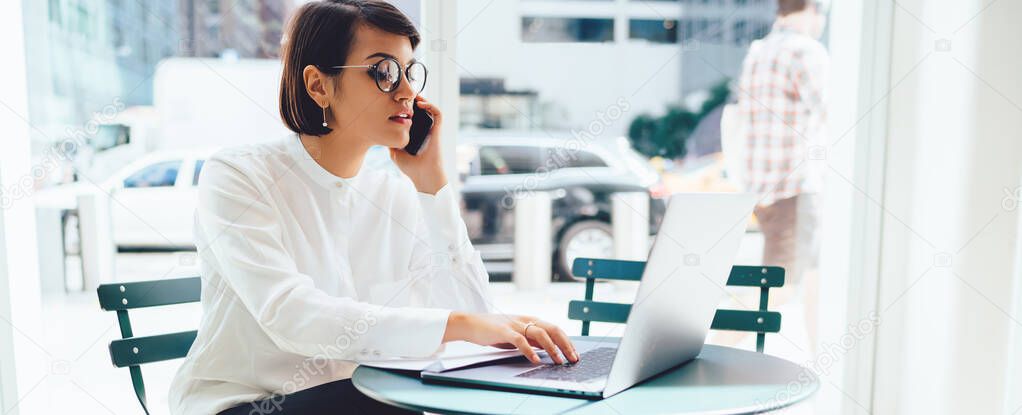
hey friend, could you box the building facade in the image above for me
[455,0,776,136]
[21,0,181,151]
[177,0,295,59]
[21,0,296,182]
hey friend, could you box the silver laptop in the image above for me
[422,193,757,399]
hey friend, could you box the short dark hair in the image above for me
[776,0,817,16]
[279,0,420,136]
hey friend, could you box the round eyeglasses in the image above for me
[325,58,427,95]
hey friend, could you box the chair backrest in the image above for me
[568,257,784,353]
[97,276,201,415]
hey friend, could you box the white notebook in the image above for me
[358,341,528,373]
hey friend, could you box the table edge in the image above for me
[353,343,821,415]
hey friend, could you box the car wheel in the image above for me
[556,220,614,281]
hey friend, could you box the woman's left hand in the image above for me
[390,95,446,194]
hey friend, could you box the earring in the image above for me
[321,106,328,128]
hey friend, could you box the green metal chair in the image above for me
[568,257,784,352]
[97,276,201,415]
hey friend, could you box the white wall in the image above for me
[872,0,1022,413]
[153,58,289,151]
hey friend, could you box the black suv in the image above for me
[456,133,668,280]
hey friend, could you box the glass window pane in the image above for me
[92,125,131,151]
[733,20,747,45]
[479,146,544,175]
[548,148,608,168]
[521,17,614,43]
[629,19,678,43]
[192,159,205,186]
[571,151,607,168]
[123,160,181,188]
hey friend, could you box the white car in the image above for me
[35,148,217,249]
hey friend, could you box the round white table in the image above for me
[353,338,818,414]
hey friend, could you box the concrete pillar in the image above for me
[513,192,551,290]
[34,208,66,294]
[77,192,115,291]
[612,192,650,261]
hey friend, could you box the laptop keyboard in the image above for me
[515,347,617,382]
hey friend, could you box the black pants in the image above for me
[218,378,418,415]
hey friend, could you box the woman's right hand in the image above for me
[443,312,580,365]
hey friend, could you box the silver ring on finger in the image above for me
[523,321,537,336]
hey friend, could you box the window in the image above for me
[123,160,181,188]
[521,17,614,43]
[730,19,772,45]
[733,20,747,45]
[681,18,715,42]
[629,19,678,44]
[478,146,544,175]
[706,19,723,43]
[192,159,205,186]
[696,19,710,40]
[679,18,694,42]
[751,20,771,40]
[92,125,130,151]
[47,0,62,24]
[548,148,608,168]
[74,3,89,37]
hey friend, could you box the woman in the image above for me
[169,1,578,414]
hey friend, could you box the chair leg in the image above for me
[758,286,769,353]
[129,365,150,415]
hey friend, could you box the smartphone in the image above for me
[403,104,434,155]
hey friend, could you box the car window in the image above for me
[123,160,182,188]
[478,146,544,175]
[548,148,608,168]
[192,159,205,186]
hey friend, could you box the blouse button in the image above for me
[334,182,343,188]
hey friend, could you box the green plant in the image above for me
[627,78,731,159]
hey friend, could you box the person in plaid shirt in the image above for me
[736,0,829,346]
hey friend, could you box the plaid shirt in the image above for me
[737,22,829,206]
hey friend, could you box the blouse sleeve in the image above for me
[407,183,493,313]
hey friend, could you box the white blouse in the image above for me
[169,136,492,414]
